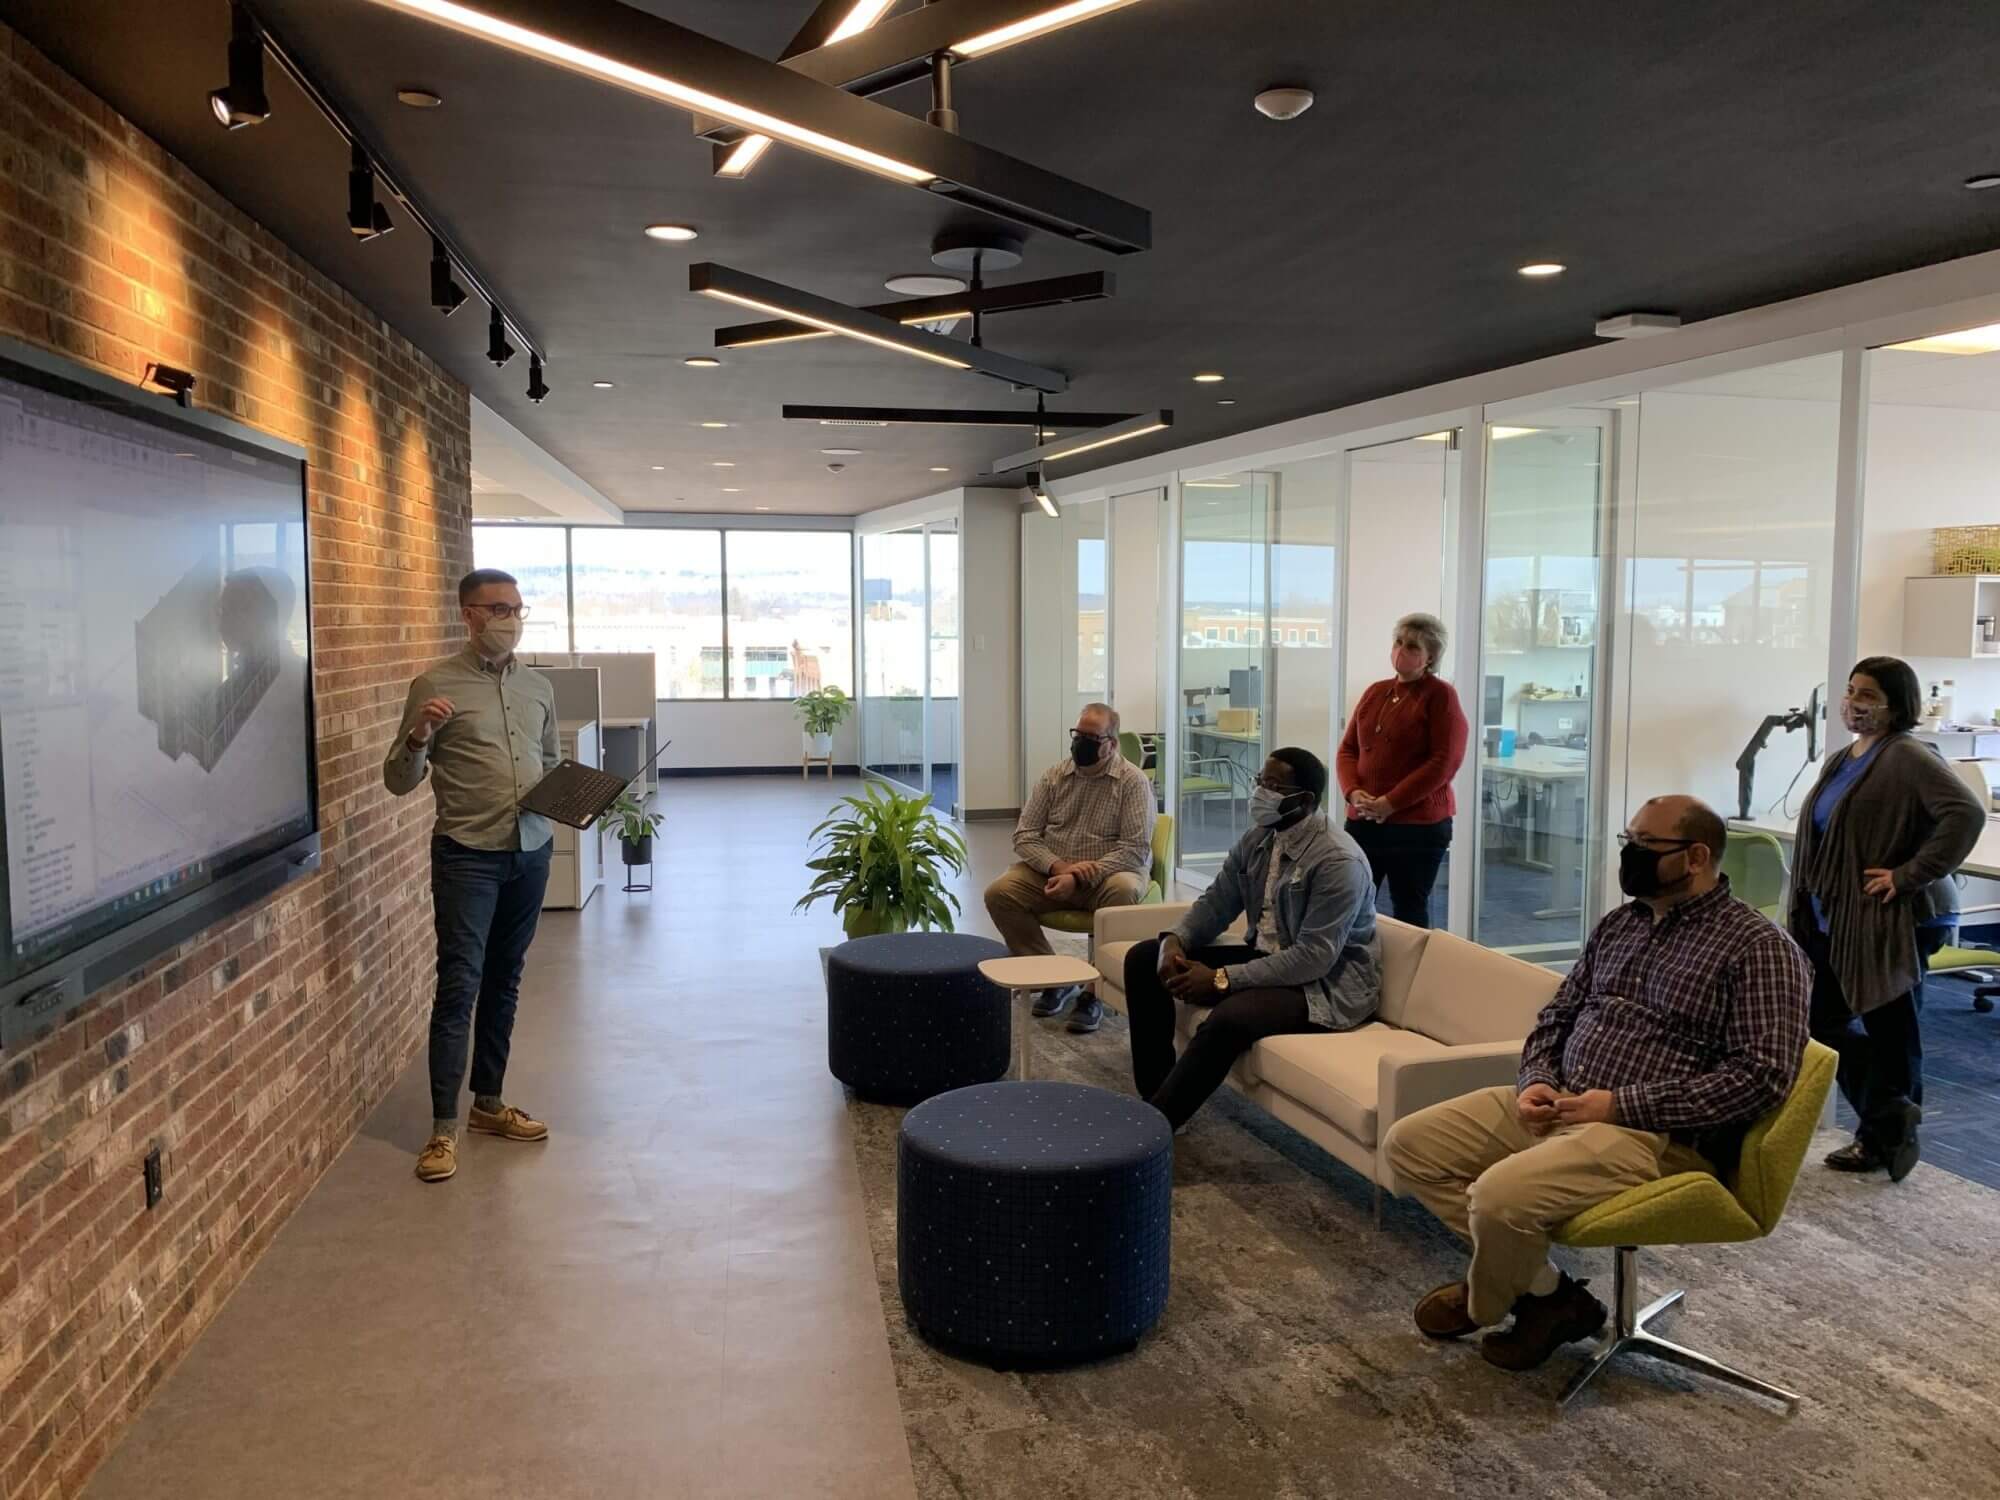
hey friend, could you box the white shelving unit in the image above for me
[543,718,602,911]
[1903,575,2000,659]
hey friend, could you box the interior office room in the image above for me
[5,3,2000,1498]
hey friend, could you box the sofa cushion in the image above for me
[1097,940,1140,998]
[1252,1024,1446,1145]
[1371,918,1432,1030]
[1400,929,1561,1046]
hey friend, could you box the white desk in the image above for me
[1729,812,2000,881]
[1483,748,1589,917]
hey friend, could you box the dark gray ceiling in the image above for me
[10,0,2000,516]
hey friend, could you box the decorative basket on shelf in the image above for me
[1931,525,2000,576]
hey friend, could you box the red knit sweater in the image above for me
[1335,674,1470,826]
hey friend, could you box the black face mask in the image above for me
[1618,840,1693,899]
[1071,734,1103,768]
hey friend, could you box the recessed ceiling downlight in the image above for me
[1518,262,1566,277]
[396,87,443,108]
[885,273,968,297]
[684,356,722,368]
[645,223,700,242]
[821,447,862,456]
[1964,174,2000,191]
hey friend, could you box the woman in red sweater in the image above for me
[1335,613,1470,928]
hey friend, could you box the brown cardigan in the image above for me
[1788,733,1983,1015]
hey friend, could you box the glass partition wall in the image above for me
[860,520,961,813]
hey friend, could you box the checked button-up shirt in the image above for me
[1518,879,1811,1143]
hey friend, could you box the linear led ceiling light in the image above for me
[1029,469,1059,517]
[953,0,1149,55]
[691,263,1067,392]
[784,405,1130,428]
[718,271,1112,349]
[210,3,271,129]
[720,0,899,175]
[993,410,1172,472]
[1885,323,2000,355]
[359,0,1149,252]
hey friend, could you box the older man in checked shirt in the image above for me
[1384,794,1810,1373]
[985,702,1156,1035]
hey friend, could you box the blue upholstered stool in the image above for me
[826,932,1011,1105]
[897,1081,1173,1366]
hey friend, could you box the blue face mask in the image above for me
[1250,786,1312,828]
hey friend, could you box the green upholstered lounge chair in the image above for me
[1550,1038,1836,1410]
[1721,828,1787,922]
[1039,815,1176,947]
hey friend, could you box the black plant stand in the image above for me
[620,833,654,893]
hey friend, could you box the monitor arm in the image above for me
[1736,708,1809,820]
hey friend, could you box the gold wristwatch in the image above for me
[1213,966,1231,994]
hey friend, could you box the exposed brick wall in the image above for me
[0,27,470,1498]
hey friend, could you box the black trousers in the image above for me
[1124,940,1325,1130]
[1802,923,1943,1149]
[1345,816,1452,929]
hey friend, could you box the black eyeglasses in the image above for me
[1252,774,1300,794]
[1617,834,1696,852]
[1070,730,1114,743]
[468,602,532,620]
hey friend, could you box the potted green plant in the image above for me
[597,792,662,869]
[796,781,968,939]
[794,685,853,761]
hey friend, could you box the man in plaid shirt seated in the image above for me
[1383,795,1810,1374]
[985,702,1156,1035]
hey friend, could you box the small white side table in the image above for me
[978,955,1101,1081]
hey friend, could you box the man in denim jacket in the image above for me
[1123,748,1382,1129]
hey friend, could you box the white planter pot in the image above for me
[804,730,833,758]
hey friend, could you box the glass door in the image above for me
[1475,414,1612,963]
[927,523,960,814]
[862,528,926,791]
[1109,488,1167,805]
[1178,473,1271,876]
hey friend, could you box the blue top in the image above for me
[1809,743,1954,932]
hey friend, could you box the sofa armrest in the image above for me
[1094,903,1194,947]
[1377,1042,1523,1194]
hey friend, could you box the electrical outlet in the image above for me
[1557,717,1574,732]
[144,1145,163,1210]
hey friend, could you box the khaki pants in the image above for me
[1383,1085,1710,1326]
[982,863,1146,958]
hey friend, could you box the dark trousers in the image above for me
[1125,940,1325,1130]
[1345,816,1451,929]
[1802,923,1942,1149]
[428,836,552,1120]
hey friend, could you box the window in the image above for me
[1204,626,1220,642]
[571,529,724,699]
[1287,628,1300,644]
[474,524,856,702]
[1305,628,1320,644]
[1226,627,1239,643]
[470,525,570,655]
[725,530,854,697]
[1247,628,1263,646]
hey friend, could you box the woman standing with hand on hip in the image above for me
[1336,613,1470,928]
[1791,656,1981,1182]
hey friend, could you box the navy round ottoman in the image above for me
[826,932,1011,1105]
[897,1081,1173,1366]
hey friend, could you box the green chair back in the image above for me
[1721,829,1787,920]
[1119,730,1144,767]
[1147,814,1176,903]
[1729,1037,1836,1235]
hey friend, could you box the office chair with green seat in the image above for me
[1721,829,1788,922]
[1550,1038,1836,1410]
[1038,815,1176,950]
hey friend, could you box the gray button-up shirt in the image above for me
[382,646,559,852]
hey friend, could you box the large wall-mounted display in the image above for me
[0,340,320,1039]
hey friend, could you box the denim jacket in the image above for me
[1170,815,1382,1030]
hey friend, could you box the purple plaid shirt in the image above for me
[1518,881,1810,1136]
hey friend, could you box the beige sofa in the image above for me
[1092,905,1562,1207]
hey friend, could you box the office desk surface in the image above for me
[1730,812,2000,880]
[601,716,653,730]
[1187,725,1263,744]
[1482,747,1588,781]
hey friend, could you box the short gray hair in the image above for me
[1395,612,1447,670]
[1080,701,1121,734]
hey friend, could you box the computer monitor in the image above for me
[1484,674,1506,728]
[1229,667,1262,708]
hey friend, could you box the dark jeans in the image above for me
[1125,940,1325,1131]
[1802,922,1943,1149]
[429,836,552,1121]
[1345,816,1451,929]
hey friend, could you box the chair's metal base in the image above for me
[1560,1247,1800,1411]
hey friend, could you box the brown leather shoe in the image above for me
[467,1102,549,1142]
[1414,1281,1479,1340]
[1480,1272,1606,1371]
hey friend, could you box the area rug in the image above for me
[845,1008,2000,1500]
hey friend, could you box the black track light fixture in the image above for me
[487,305,516,367]
[209,3,271,130]
[347,145,394,240]
[429,236,467,315]
[526,354,550,403]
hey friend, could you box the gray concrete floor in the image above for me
[84,776,1021,1500]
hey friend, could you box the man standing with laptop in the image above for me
[384,568,559,1183]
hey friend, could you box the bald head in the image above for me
[1637,795,1726,861]
[1623,794,1725,910]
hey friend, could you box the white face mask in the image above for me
[476,613,523,658]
